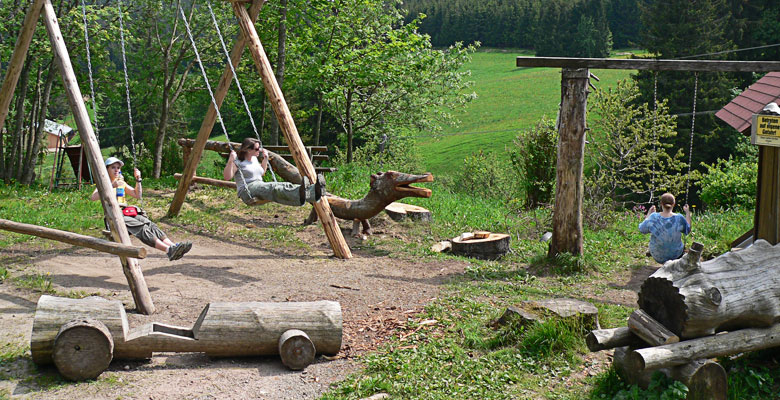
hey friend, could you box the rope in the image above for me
[205,0,276,182]
[80,0,99,140]
[117,0,137,170]
[178,4,254,198]
[684,72,698,205]
[649,71,658,204]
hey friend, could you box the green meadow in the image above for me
[417,50,633,176]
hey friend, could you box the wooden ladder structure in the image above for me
[0,0,154,314]
[167,0,351,259]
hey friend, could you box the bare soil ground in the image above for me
[0,189,657,399]
[0,198,469,399]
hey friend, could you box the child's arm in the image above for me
[683,204,691,229]
[125,168,142,200]
[223,150,238,180]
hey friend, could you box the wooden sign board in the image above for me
[751,114,780,147]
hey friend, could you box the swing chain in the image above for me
[80,0,99,140]
[649,70,658,204]
[205,0,277,182]
[684,72,698,205]
[178,4,254,197]
[117,0,137,171]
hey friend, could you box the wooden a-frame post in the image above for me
[0,0,155,314]
[516,56,780,258]
[169,0,351,259]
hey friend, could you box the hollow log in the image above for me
[53,319,114,381]
[638,240,780,338]
[0,218,147,259]
[613,347,727,400]
[627,323,780,371]
[628,309,680,346]
[32,295,342,365]
[586,327,646,352]
[451,233,510,260]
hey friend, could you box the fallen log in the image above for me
[586,327,646,352]
[0,218,147,259]
[627,323,780,371]
[614,347,727,400]
[638,240,780,338]
[628,309,680,346]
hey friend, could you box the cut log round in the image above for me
[586,327,645,352]
[451,233,510,260]
[278,329,316,370]
[384,202,431,222]
[53,319,114,381]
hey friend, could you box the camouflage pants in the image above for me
[123,214,167,247]
[239,180,315,206]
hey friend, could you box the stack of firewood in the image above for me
[587,241,780,400]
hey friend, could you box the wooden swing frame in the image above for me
[0,0,155,314]
[167,0,351,259]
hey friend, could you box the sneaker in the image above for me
[167,243,187,261]
[177,242,193,260]
[166,244,180,261]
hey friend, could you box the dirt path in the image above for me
[0,214,467,399]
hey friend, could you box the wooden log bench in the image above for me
[31,295,342,379]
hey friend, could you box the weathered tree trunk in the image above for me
[638,240,780,338]
[22,57,55,185]
[627,323,780,371]
[8,56,30,181]
[628,309,679,346]
[613,347,727,400]
[548,68,589,257]
[586,327,646,352]
[278,329,315,370]
[314,94,323,146]
[346,90,353,163]
[53,319,114,381]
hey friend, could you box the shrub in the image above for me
[511,117,558,208]
[696,141,757,209]
[456,150,520,203]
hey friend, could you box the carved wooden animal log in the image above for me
[613,347,727,400]
[32,295,342,369]
[638,240,780,338]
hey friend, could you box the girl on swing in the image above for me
[639,192,692,263]
[223,138,323,206]
[90,157,192,261]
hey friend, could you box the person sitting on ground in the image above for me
[90,157,192,261]
[638,192,692,264]
[223,138,324,206]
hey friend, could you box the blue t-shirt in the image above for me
[638,213,691,263]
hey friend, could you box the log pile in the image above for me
[587,240,780,399]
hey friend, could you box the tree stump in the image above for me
[638,240,780,338]
[53,319,114,381]
[451,233,510,260]
[384,202,432,222]
[278,329,316,370]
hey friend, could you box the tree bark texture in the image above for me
[270,0,288,146]
[638,240,780,338]
[548,68,589,257]
[22,57,56,185]
[53,319,114,381]
[754,146,780,245]
[586,327,646,352]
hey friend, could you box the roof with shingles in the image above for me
[716,72,780,134]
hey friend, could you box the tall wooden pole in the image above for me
[548,68,589,257]
[167,0,265,217]
[231,1,352,259]
[754,146,780,244]
[40,0,155,314]
[0,0,46,135]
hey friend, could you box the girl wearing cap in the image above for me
[90,157,191,261]
[638,192,692,263]
[223,138,323,206]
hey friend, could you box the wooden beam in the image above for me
[586,327,646,352]
[0,0,47,135]
[167,0,265,217]
[754,147,780,245]
[628,309,680,346]
[232,2,351,259]
[516,56,780,72]
[174,173,236,189]
[0,218,147,259]
[548,68,588,257]
[41,0,154,314]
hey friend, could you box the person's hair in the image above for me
[660,192,676,211]
[237,138,259,161]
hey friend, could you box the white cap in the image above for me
[105,157,124,167]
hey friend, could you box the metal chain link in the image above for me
[205,0,276,182]
[80,0,99,140]
[117,0,137,170]
[685,72,699,205]
[178,4,254,198]
[650,71,658,204]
